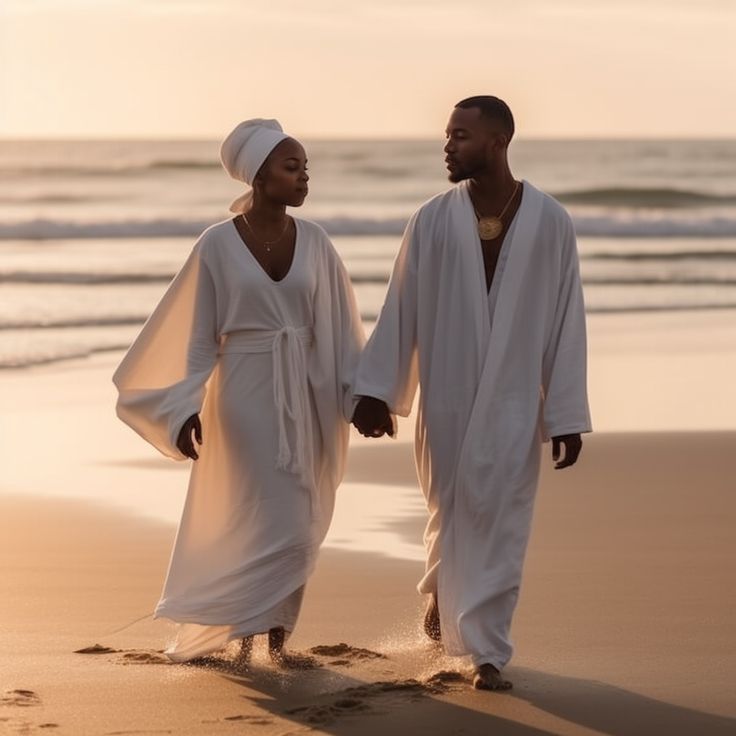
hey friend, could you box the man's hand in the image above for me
[352,396,394,438]
[552,433,582,469]
[177,414,203,460]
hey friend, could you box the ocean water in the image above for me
[2,139,736,369]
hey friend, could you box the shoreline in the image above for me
[2,302,736,547]
[3,302,736,373]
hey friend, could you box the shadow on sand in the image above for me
[179,652,734,736]
[507,666,735,736]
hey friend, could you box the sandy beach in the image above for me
[2,310,735,735]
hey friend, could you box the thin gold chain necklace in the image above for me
[473,181,520,241]
[241,213,290,253]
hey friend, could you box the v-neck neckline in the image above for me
[463,180,526,297]
[231,216,300,284]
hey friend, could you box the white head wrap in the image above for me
[220,118,290,213]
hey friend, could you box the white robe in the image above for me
[354,181,592,669]
[113,217,364,661]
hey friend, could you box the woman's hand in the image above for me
[177,414,203,460]
[352,396,394,438]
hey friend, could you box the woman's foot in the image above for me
[233,636,253,668]
[423,594,442,642]
[472,663,512,691]
[268,627,318,670]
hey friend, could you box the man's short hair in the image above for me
[455,96,515,141]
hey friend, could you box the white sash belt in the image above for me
[219,326,318,513]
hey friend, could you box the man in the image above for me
[352,96,592,691]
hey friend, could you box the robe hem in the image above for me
[153,567,313,627]
[544,422,593,440]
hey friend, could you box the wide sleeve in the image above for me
[306,229,365,494]
[313,232,366,422]
[112,237,220,459]
[541,214,593,440]
[353,212,420,417]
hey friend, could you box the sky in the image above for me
[1,0,735,140]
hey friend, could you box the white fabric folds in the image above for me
[113,217,364,661]
[354,180,592,670]
[218,326,318,513]
[220,118,290,213]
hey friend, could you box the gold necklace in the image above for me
[473,181,520,241]
[242,213,290,253]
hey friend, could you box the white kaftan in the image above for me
[113,217,364,661]
[355,181,592,670]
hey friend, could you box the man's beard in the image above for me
[448,169,469,183]
[447,160,484,183]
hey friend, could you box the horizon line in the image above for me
[2,135,736,144]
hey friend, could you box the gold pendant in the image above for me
[477,216,503,240]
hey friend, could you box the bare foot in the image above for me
[268,627,319,670]
[233,636,253,668]
[472,663,512,691]
[423,594,441,642]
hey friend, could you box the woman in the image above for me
[113,119,364,666]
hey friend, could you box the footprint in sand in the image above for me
[222,714,274,725]
[284,704,343,726]
[285,690,380,726]
[285,697,373,726]
[308,643,388,663]
[119,651,171,665]
[425,670,468,689]
[74,645,171,665]
[333,698,369,711]
[74,644,121,655]
[104,730,173,735]
[1,689,42,707]
[283,671,467,726]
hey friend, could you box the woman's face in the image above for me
[256,138,309,207]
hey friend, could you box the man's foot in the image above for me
[472,663,512,691]
[268,627,319,670]
[233,636,253,668]
[423,594,441,642]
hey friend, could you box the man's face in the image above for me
[443,107,499,183]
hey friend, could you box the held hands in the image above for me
[177,414,203,460]
[352,396,394,438]
[552,433,582,469]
